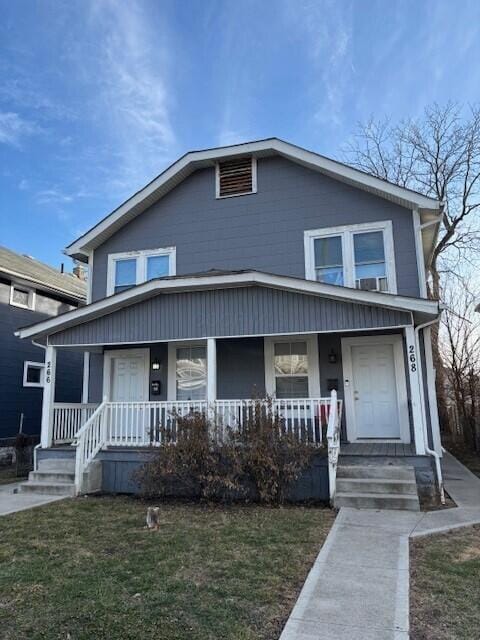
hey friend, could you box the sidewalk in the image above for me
[280,452,480,640]
[0,481,65,516]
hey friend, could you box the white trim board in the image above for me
[43,324,412,349]
[341,334,410,443]
[15,270,438,341]
[64,138,441,259]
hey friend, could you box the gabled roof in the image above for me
[0,245,86,302]
[65,138,442,261]
[15,269,440,340]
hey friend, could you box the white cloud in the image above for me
[35,188,74,205]
[0,111,39,146]
[281,0,354,128]
[83,0,177,194]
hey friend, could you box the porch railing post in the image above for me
[40,344,57,448]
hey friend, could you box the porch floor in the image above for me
[341,442,415,456]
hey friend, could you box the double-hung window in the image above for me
[304,221,396,293]
[264,336,320,399]
[107,247,176,295]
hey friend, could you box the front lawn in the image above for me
[0,497,334,640]
[410,525,480,640]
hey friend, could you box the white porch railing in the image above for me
[326,389,342,503]
[61,395,342,495]
[53,403,99,444]
[74,400,107,494]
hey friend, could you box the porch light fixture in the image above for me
[328,349,337,364]
[152,358,161,371]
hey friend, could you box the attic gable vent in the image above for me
[216,156,257,198]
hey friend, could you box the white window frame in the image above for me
[10,283,36,310]
[215,157,257,199]
[304,221,397,294]
[264,335,320,398]
[107,247,176,296]
[23,361,45,388]
[167,341,208,401]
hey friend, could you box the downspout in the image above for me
[32,339,46,470]
[414,317,445,504]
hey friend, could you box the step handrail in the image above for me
[73,398,107,494]
[326,389,342,503]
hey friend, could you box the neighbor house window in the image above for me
[264,336,320,399]
[304,221,396,293]
[107,247,176,296]
[10,284,35,310]
[216,156,257,198]
[175,346,207,400]
[23,361,44,387]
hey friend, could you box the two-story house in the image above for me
[16,139,443,508]
[0,246,86,444]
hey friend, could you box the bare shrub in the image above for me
[135,398,315,505]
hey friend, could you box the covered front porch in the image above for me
[16,271,442,499]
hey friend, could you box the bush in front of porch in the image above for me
[135,399,320,505]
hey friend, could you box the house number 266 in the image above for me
[408,345,416,372]
[45,361,52,384]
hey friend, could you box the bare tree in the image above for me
[346,102,480,299]
[346,103,480,433]
[440,278,480,452]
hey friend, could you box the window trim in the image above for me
[10,283,36,310]
[23,361,45,388]
[215,157,257,199]
[167,341,208,401]
[107,247,176,296]
[304,221,397,294]
[264,335,320,398]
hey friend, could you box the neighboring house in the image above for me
[0,246,86,443]
[16,139,444,508]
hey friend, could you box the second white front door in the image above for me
[342,336,410,442]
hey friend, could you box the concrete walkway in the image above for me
[281,452,480,640]
[0,481,65,516]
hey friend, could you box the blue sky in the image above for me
[1,0,479,270]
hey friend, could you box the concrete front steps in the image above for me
[334,463,420,511]
[19,456,76,497]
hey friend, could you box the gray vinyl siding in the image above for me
[50,286,411,346]
[91,156,420,302]
[217,338,266,398]
[0,280,83,440]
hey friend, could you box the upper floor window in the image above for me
[10,283,35,310]
[107,247,176,296]
[304,221,397,294]
[215,156,257,198]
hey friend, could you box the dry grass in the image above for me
[0,496,334,640]
[410,525,480,640]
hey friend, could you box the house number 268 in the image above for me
[408,345,416,372]
[45,361,52,384]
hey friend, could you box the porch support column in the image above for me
[207,338,217,406]
[405,326,426,455]
[40,344,57,448]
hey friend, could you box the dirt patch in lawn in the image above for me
[0,496,334,640]
[410,525,480,640]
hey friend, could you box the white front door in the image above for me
[342,336,410,442]
[111,354,149,402]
